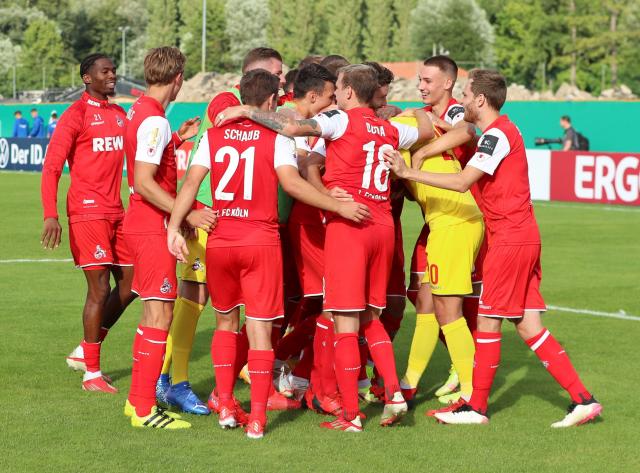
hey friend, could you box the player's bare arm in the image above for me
[384,148,484,193]
[411,124,476,169]
[216,105,322,138]
[277,165,369,222]
[413,109,436,144]
[41,218,62,250]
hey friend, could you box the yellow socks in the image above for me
[162,297,205,384]
[402,313,439,388]
[441,317,475,399]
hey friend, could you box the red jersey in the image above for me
[123,95,181,235]
[315,107,418,227]
[190,119,298,247]
[41,92,126,223]
[467,114,540,245]
[288,137,326,227]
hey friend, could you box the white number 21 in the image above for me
[214,146,255,201]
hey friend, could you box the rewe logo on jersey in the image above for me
[93,136,124,152]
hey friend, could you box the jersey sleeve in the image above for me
[274,134,298,169]
[294,136,311,152]
[189,133,211,169]
[467,128,511,175]
[391,122,419,150]
[206,92,241,124]
[135,116,172,165]
[311,138,326,157]
[444,104,465,126]
[312,110,349,141]
[40,107,82,219]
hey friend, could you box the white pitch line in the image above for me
[0,258,73,264]
[547,305,640,321]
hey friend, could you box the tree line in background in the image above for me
[1,0,639,99]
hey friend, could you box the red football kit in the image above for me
[41,91,132,269]
[288,137,327,298]
[123,95,182,300]
[314,107,418,311]
[190,120,298,320]
[467,114,545,318]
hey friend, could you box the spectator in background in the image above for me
[12,110,29,137]
[560,115,577,151]
[29,109,45,138]
[47,112,58,138]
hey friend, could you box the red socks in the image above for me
[127,326,143,406]
[81,340,101,374]
[275,316,317,361]
[526,328,591,403]
[362,319,400,398]
[333,332,360,420]
[292,342,314,379]
[319,318,338,396]
[212,330,238,402]
[469,331,501,413]
[233,326,249,379]
[133,326,168,417]
[248,349,275,425]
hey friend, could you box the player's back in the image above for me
[205,119,291,247]
[322,107,400,227]
[473,115,540,245]
[123,95,177,235]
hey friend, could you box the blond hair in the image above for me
[144,46,186,86]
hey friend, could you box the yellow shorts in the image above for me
[179,227,208,283]
[422,219,484,296]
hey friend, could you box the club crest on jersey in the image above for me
[116,116,124,127]
[160,278,173,294]
[126,108,135,120]
[94,245,107,260]
[192,258,203,272]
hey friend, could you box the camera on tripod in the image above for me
[534,137,562,146]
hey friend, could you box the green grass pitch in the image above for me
[1,172,638,472]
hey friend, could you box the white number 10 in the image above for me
[214,146,255,201]
[361,141,393,192]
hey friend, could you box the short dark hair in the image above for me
[298,55,324,68]
[339,64,379,104]
[561,115,571,123]
[31,108,38,113]
[80,53,111,78]
[293,64,336,99]
[242,47,282,73]
[51,113,58,119]
[284,69,298,93]
[14,110,21,116]
[240,69,280,106]
[144,47,185,85]
[320,54,350,76]
[468,69,507,111]
[423,55,458,80]
[363,61,394,86]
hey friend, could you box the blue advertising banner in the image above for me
[0,138,49,171]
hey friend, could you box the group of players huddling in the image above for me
[40,44,602,439]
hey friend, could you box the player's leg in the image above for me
[514,257,601,427]
[400,281,438,400]
[78,267,116,392]
[245,318,275,439]
[433,295,474,404]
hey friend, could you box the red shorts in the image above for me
[386,220,406,297]
[280,226,301,300]
[410,224,430,275]
[125,233,177,300]
[289,222,325,297]
[478,244,546,318]
[206,245,284,320]
[324,221,394,311]
[69,219,133,270]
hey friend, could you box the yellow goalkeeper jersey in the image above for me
[391,116,483,230]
